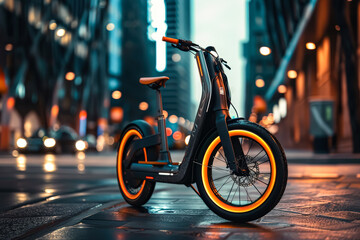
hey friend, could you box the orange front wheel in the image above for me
[196,121,287,222]
[116,126,155,206]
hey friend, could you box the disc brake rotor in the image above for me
[231,155,260,187]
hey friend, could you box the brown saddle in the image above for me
[139,76,169,88]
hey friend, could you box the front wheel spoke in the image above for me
[257,159,270,165]
[247,169,269,185]
[246,139,254,156]
[252,149,264,160]
[243,185,252,203]
[213,155,227,164]
[226,179,237,201]
[231,182,238,203]
[209,165,230,172]
[216,176,232,192]
[213,174,231,182]
[194,161,229,172]
[250,179,262,195]
[249,152,267,164]
[218,148,226,160]
[254,176,268,185]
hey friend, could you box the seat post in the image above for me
[156,89,171,162]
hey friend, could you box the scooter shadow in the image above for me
[118,207,282,239]
[206,221,282,239]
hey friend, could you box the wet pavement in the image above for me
[0,151,360,239]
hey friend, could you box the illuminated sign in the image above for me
[148,0,167,72]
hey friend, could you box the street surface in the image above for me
[0,151,359,239]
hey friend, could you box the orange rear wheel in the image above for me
[116,127,155,206]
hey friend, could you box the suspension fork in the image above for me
[215,110,248,175]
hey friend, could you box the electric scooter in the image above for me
[116,36,288,222]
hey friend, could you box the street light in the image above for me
[49,20,57,30]
[112,90,122,99]
[65,72,75,81]
[306,42,316,50]
[255,78,265,88]
[259,46,271,56]
[5,43,13,51]
[169,115,178,123]
[278,85,287,94]
[56,28,66,37]
[287,70,297,79]
[172,53,181,62]
[139,102,149,111]
[106,23,115,31]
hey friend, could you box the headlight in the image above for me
[44,138,56,148]
[75,140,86,151]
[16,138,27,148]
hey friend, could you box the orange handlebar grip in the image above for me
[162,36,179,44]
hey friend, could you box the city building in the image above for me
[162,0,192,120]
[0,0,109,150]
[243,0,360,153]
[0,0,192,151]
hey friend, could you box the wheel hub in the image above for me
[231,156,260,187]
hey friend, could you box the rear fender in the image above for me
[120,120,159,162]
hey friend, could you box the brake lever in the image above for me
[171,43,190,52]
[220,58,231,70]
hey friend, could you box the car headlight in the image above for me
[44,138,56,148]
[16,138,27,148]
[75,140,86,151]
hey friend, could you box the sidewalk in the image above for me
[285,149,360,164]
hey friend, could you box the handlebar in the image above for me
[162,36,179,45]
[162,36,231,70]
[162,36,194,47]
[162,36,196,52]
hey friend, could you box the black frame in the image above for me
[123,47,243,184]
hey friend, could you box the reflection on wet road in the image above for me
[0,152,359,239]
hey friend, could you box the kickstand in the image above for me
[189,184,200,197]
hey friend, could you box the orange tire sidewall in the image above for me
[201,130,277,213]
[117,129,147,200]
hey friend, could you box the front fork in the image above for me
[215,110,249,176]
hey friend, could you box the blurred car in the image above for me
[53,126,81,153]
[82,134,97,152]
[53,126,97,153]
[16,128,57,153]
[16,126,98,154]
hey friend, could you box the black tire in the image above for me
[196,121,287,222]
[116,125,156,206]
